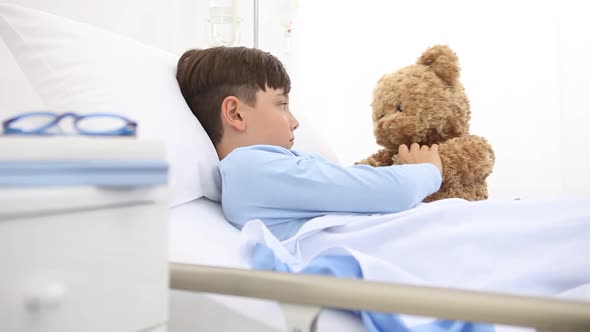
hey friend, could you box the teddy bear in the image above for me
[357,45,495,202]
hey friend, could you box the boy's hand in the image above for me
[397,143,443,175]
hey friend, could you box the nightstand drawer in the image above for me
[0,187,168,332]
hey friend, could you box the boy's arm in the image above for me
[219,146,442,215]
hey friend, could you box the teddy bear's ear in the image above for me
[417,45,460,86]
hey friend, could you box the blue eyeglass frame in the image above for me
[2,111,138,136]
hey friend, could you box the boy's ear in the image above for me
[220,96,246,131]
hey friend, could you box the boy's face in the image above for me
[241,87,299,150]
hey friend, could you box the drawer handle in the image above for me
[24,282,67,313]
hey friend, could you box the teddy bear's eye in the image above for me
[396,104,403,112]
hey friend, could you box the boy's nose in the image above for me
[291,115,300,131]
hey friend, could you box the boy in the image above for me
[177,46,443,241]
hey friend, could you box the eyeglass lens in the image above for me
[76,116,132,133]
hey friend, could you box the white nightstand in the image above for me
[0,137,169,332]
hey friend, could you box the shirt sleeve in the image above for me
[219,145,442,219]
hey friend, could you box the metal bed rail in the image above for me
[170,262,590,332]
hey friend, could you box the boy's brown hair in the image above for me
[176,46,291,145]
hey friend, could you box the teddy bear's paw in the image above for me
[357,149,395,167]
[354,158,371,166]
[438,135,495,184]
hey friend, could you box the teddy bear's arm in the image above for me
[355,149,395,167]
[439,135,495,185]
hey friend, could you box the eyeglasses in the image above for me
[2,111,137,136]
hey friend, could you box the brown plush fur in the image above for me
[357,45,495,202]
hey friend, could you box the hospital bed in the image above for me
[168,197,590,332]
[1,3,589,331]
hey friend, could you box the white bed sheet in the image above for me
[168,197,365,332]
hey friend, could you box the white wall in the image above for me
[558,1,590,198]
[1,0,588,200]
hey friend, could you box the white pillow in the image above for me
[0,3,220,206]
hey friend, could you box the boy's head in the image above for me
[176,46,299,159]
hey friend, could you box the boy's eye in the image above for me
[278,102,289,110]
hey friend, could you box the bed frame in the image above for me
[170,262,590,332]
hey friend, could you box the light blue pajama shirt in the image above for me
[218,145,442,240]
